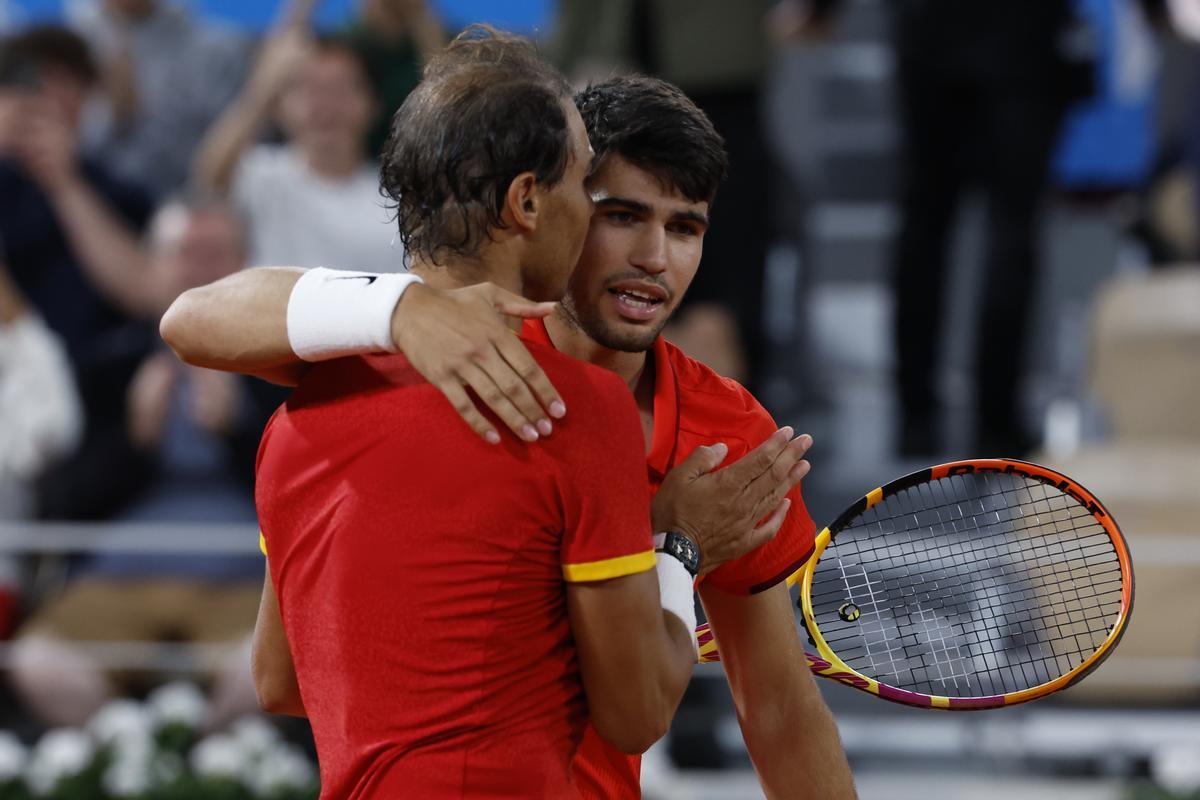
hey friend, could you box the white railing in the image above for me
[0,521,260,555]
[0,521,260,673]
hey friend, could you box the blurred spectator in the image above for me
[194,23,402,273]
[549,0,772,389]
[67,0,250,199]
[0,25,156,520]
[793,0,1090,457]
[340,0,443,156]
[8,197,267,730]
[0,256,83,638]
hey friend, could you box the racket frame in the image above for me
[790,458,1134,710]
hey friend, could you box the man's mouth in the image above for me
[608,285,667,321]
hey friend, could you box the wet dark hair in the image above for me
[379,25,573,265]
[0,25,97,87]
[575,75,727,205]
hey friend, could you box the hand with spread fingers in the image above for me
[391,281,565,444]
[651,428,813,575]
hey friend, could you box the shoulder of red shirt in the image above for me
[659,337,816,595]
[659,337,778,448]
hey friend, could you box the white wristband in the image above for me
[286,267,423,362]
[656,553,699,658]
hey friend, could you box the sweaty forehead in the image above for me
[588,155,708,215]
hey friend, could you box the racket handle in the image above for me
[695,622,720,663]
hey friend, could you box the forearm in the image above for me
[49,179,158,318]
[160,267,307,382]
[192,87,275,195]
[703,583,856,799]
[736,673,855,799]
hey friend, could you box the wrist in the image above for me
[286,268,423,361]
[654,530,702,578]
[390,280,429,352]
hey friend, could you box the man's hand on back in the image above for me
[392,282,565,444]
[651,429,813,574]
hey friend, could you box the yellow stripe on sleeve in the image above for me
[259,532,268,557]
[562,550,656,582]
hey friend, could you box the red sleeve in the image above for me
[702,392,817,595]
[554,366,656,582]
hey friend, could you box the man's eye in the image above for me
[668,223,699,237]
[607,211,635,223]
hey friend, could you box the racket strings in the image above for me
[843,477,1119,695]
[810,472,1125,698]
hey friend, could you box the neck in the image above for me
[409,249,526,330]
[543,313,652,397]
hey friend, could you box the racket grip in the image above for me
[696,622,720,663]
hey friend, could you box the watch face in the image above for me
[668,533,699,574]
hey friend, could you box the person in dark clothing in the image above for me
[794,0,1088,456]
[339,0,443,158]
[0,26,156,517]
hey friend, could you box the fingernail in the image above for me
[537,419,553,437]
[484,430,501,445]
[799,433,813,447]
[778,426,794,440]
[711,442,728,458]
[521,424,539,442]
[790,463,807,479]
[549,400,567,418]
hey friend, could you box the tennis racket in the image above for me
[695,458,1134,710]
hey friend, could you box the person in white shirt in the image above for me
[193,21,401,274]
[0,254,82,637]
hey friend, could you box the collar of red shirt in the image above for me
[522,317,679,479]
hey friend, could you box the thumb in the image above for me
[676,442,728,479]
[489,286,558,319]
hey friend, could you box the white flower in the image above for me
[249,742,316,797]
[0,731,28,781]
[102,750,150,798]
[1153,743,1200,794]
[190,734,245,779]
[229,715,280,761]
[88,698,153,754]
[149,751,185,787]
[146,681,209,730]
[25,728,94,796]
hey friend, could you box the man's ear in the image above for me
[500,172,540,233]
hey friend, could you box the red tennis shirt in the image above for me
[255,345,655,799]
[522,318,818,799]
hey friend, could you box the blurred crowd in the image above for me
[0,0,1196,747]
[0,0,438,735]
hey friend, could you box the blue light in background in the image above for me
[6,0,553,33]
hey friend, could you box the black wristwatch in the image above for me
[654,531,701,577]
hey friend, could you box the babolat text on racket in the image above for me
[697,458,1134,710]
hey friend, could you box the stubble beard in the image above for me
[558,291,671,354]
